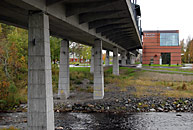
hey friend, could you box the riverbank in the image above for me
[54,93,193,113]
[1,67,193,130]
[54,67,193,113]
[2,67,193,114]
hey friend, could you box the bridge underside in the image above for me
[0,0,142,130]
[0,0,142,52]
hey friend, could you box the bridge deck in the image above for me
[0,0,142,52]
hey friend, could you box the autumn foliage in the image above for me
[0,24,28,110]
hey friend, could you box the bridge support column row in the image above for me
[28,12,54,130]
[126,53,131,65]
[94,39,104,99]
[58,40,70,99]
[113,47,119,75]
[105,50,110,66]
[121,51,127,66]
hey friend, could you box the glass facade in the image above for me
[160,33,179,46]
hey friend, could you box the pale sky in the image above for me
[138,0,193,43]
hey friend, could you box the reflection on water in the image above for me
[69,113,94,129]
[1,112,193,130]
[55,112,193,130]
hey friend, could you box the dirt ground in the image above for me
[54,69,193,107]
[140,71,193,82]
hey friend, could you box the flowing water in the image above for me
[0,112,193,130]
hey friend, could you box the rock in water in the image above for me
[150,108,156,112]
[55,126,64,130]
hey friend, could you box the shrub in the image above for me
[0,126,19,130]
[0,81,27,110]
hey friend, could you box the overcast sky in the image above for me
[137,0,193,43]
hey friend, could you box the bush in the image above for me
[0,126,19,130]
[52,65,59,93]
[0,81,26,110]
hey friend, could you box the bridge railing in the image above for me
[130,0,142,40]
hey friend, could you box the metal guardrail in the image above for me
[130,0,142,41]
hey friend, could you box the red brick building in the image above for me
[142,30,181,65]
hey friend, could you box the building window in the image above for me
[160,33,179,46]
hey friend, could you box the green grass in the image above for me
[69,67,90,72]
[135,62,141,64]
[104,67,137,89]
[148,67,193,73]
[143,64,182,67]
[53,65,193,98]
[0,126,19,130]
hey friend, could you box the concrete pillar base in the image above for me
[93,39,104,99]
[58,40,70,99]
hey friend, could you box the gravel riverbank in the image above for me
[54,92,193,113]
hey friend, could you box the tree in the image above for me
[50,36,61,64]
[184,38,193,63]
[0,23,28,109]
[81,45,91,62]
[69,42,91,63]
[180,39,185,63]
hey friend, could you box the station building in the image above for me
[142,30,181,65]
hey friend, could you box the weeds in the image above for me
[0,82,27,110]
[0,126,19,130]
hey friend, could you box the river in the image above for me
[0,112,193,130]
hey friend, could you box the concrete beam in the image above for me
[79,10,122,24]
[28,12,54,130]
[90,47,94,73]
[58,39,70,99]
[112,37,133,43]
[0,0,131,52]
[108,34,134,41]
[46,0,64,6]
[105,31,134,38]
[127,45,142,51]
[113,47,119,75]
[66,0,119,17]
[96,23,130,33]
[47,0,109,6]
[0,15,27,29]
[117,41,137,50]
[94,39,104,99]
[89,17,127,29]
[101,27,131,36]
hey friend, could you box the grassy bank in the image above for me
[143,64,182,67]
[148,67,193,73]
[0,127,19,130]
[1,65,193,111]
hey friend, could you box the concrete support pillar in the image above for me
[126,53,131,65]
[58,40,70,99]
[121,51,127,66]
[130,55,136,64]
[28,12,54,130]
[94,39,104,99]
[113,47,119,75]
[105,50,110,66]
[90,47,94,73]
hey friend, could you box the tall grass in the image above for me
[0,126,19,130]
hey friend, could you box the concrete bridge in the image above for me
[0,0,142,129]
